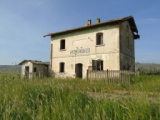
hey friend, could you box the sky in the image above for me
[0,0,160,65]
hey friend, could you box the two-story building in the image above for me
[44,16,140,79]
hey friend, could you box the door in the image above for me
[75,63,83,78]
[25,66,29,78]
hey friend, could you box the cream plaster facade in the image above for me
[44,16,140,79]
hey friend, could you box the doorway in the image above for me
[25,66,29,78]
[75,63,83,78]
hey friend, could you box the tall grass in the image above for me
[0,71,160,119]
[131,75,160,92]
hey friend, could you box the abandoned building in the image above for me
[44,16,140,79]
[19,60,49,79]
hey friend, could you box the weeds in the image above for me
[0,71,160,119]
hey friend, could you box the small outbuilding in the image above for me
[19,60,49,79]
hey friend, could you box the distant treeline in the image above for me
[135,62,160,75]
[1,63,160,75]
[0,65,21,72]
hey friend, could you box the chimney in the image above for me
[87,19,91,25]
[96,18,100,24]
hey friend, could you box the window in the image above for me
[33,67,37,72]
[60,39,65,50]
[59,62,65,72]
[92,60,103,70]
[96,33,103,45]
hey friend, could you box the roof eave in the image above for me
[43,16,139,37]
[19,60,49,65]
[43,20,121,37]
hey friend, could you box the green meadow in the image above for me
[0,71,160,120]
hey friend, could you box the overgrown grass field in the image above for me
[0,71,160,120]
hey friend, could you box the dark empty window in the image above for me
[33,67,37,72]
[60,39,65,50]
[92,60,103,70]
[59,62,65,72]
[96,33,103,45]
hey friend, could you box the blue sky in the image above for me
[0,0,160,65]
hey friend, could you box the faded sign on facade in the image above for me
[70,48,90,54]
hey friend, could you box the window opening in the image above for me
[34,67,37,72]
[59,62,65,72]
[92,60,103,70]
[96,33,103,45]
[60,39,65,50]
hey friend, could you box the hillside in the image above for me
[0,65,21,72]
[0,62,160,73]
[135,62,160,74]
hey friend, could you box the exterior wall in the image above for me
[120,21,135,71]
[50,24,120,78]
[32,64,49,77]
[21,62,49,79]
[51,53,120,78]
[21,61,33,79]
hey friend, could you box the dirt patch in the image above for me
[86,90,160,102]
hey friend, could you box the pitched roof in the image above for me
[18,60,49,65]
[44,16,140,39]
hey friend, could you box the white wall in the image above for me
[50,24,120,78]
[33,64,49,77]
[21,61,33,79]
[21,62,49,79]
